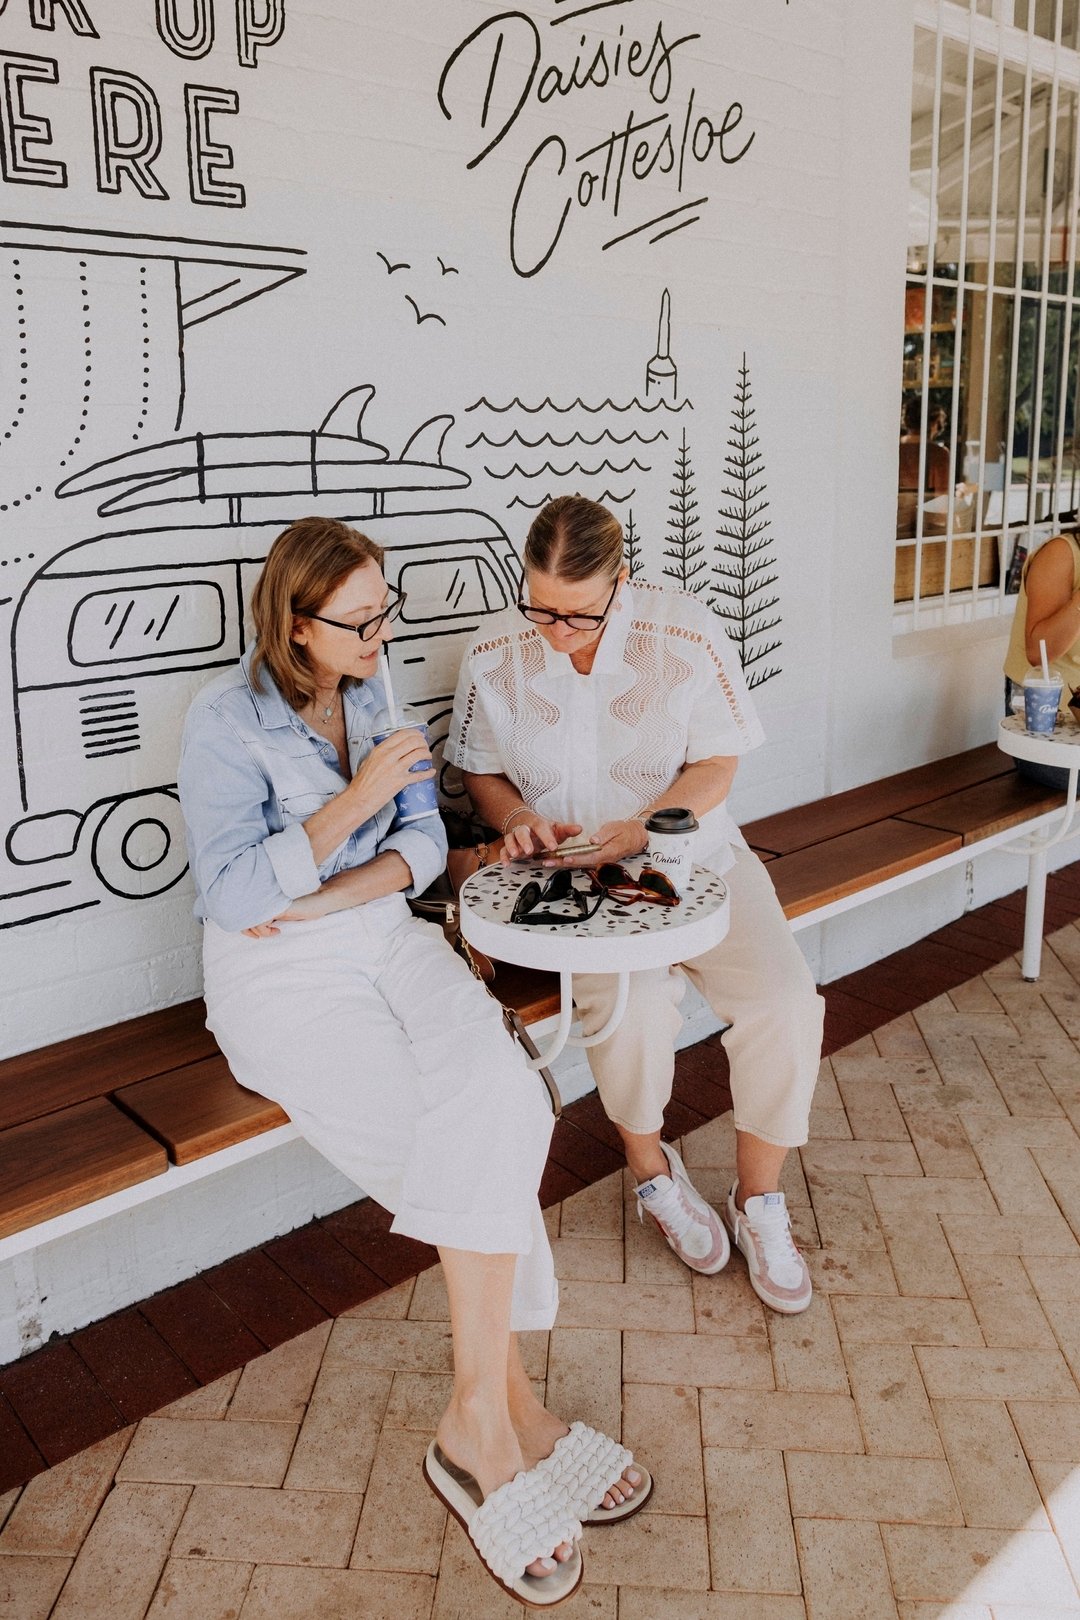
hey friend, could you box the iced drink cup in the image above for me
[371,721,440,822]
[1023,670,1064,735]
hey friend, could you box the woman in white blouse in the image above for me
[447,496,824,1313]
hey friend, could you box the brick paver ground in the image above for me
[3,926,1080,1617]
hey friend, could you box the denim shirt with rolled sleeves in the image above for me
[177,647,447,933]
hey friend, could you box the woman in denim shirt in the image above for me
[178,517,648,1607]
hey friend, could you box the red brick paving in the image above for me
[69,1307,198,1421]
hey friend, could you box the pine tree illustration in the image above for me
[711,354,782,688]
[662,429,707,594]
[624,508,645,578]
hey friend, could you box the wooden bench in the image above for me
[0,962,561,1246]
[1,740,1069,1255]
[745,741,1068,932]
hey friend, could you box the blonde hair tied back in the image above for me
[524,494,624,583]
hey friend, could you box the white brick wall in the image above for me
[0,0,1033,1064]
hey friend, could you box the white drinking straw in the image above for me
[380,645,399,727]
[1040,638,1051,683]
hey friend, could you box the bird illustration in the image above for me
[376,251,410,274]
[437,256,460,276]
[405,296,446,327]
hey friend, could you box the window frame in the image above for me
[899,0,1080,631]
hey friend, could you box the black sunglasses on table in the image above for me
[510,862,679,926]
[516,576,619,631]
[510,866,604,926]
[302,587,407,642]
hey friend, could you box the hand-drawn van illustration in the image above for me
[4,386,521,929]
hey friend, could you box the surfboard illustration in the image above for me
[54,387,469,518]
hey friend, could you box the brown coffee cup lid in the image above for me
[645,807,698,834]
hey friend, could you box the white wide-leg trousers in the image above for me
[202,894,559,1331]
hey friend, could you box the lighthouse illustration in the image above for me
[645,288,678,403]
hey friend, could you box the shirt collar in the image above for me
[240,645,377,731]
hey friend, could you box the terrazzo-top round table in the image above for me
[459,857,730,1067]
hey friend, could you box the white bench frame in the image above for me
[788,803,1076,987]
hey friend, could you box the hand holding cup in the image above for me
[354,726,436,822]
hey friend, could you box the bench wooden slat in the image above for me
[744,743,1011,857]
[0,1001,216,1133]
[896,773,1067,845]
[768,819,964,919]
[115,1055,288,1166]
[0,1099,168,1239]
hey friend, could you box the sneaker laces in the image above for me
[744,1200,803,1283]
[638,1178,700,1245]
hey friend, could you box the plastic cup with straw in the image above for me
[373,647,439,820]
[1022,637,1063,734]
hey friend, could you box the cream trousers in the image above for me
[201,894,559,1332]
[572,848,825,1145]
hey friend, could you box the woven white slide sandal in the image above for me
[540,1420,654,1525]
[422,1439,584,1609]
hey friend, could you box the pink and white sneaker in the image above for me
[724,1182,812,1314]
[634,1142,729,1275]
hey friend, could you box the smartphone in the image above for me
[509,839,603,863]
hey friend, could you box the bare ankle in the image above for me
[629,1152,668,1185]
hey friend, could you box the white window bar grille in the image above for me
[899,0,1080,630]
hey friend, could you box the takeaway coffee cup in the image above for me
[371,716,439,823]
[1022,668,1064,735]
[644,807,699,895]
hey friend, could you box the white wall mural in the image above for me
[0,0,841,1046]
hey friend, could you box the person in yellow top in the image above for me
[1003,530,1080,788]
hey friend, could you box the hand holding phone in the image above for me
[509,838,602,863]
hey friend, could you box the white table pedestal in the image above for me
[997,717,1080,980]
[459,859,731,1068]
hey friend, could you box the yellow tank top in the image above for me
[1004,532,1080,716]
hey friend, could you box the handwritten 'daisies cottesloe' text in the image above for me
[437,3,755,277]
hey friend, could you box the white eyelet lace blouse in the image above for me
[445,579,765,877]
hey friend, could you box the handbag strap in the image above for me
[501,1006,562,1118]
[411,840,562,1116]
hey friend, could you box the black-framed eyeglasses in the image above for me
[510,867,604,926]
[302,589,406,643]
[516,576,619,631]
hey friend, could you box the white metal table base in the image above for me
[526,968,632,1068]
[999,775,1078,979]
[996,718,1080,981]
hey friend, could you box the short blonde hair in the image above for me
[250,516,384,711]
[524,494,624,582]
